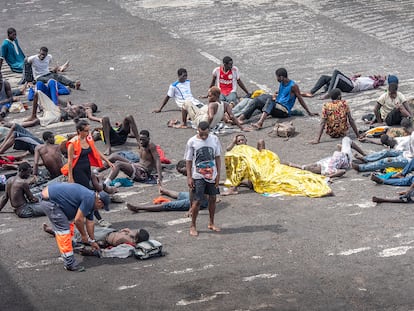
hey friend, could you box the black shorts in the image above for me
[109,127,128,146]
[385,108,403,126]
[192,179,219,202]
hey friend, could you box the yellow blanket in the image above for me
[224,145,332,198]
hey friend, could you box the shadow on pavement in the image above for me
[0,263,37,311]
[218,224,287,235]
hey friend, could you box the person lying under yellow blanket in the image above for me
[224,144,332,198]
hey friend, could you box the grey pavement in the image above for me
[1,0,414,310]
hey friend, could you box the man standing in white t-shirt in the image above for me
[27,47,80,89]
[185,121,222,237]
[209,56,250,105]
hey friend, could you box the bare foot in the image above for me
[190,226,198,236]
[58,60,70,72]
[351,162,360,171]
[237,118,245,125]
[301,92,314,98]
[103,147,111,156]
[251,123,262,130]
[24,116,38,122]
[174,124,188,129]
[126,203,139,213]
[208,224,221,232]
[372,196,384,203]
[354,153,366,162]
[222,188,238,196]
[74,80,81,90]
[42,223,55,236]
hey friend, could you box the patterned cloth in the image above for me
[322,100,350,138]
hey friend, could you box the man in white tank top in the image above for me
[180,86,249,131]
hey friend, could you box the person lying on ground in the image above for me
[352,123,414,172]
[310,88,360,144]
[252,68,318,130]
[0,162,46,218]
[224,144,333,198]
[370,157,414,187]
[372,182,414,204]
[22,97,98,127]
[0,151,30,170]
[104,129,163,186]
[302,69,386,99]
[0,122,42,154]
[288,137,365,178]
[43,223,149,248]
[126,160,209,213]
[222,134,265,195]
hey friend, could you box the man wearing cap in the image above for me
[372,81,411,126]
[40,182,110,272]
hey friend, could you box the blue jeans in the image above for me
[382,175,414,186]
[162,192,208,211]
[219,92,238,105]
[363,150,403,162]
[358,155,408,172]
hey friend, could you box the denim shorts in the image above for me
[192,179,219,202]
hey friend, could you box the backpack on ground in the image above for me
[268,121,296,139]
[134,239,164,260]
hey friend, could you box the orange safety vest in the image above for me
[61,134,103,176]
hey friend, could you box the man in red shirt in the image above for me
[209,56,250,105]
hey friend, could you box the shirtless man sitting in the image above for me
[33,131,64,179]
[0,162,45,218]
[104,130,163,185]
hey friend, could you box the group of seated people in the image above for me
[1,26,414,270]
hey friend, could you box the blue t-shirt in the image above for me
[1,38,25,73]
[48,183,96,221]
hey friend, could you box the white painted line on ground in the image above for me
[16,258,62,269]
[338,247,371,256]
[167,217,191,226]
[170,264,214,275]
[243,273,278,282]
[0,228,13,234]
[176,291,230,306]
[356,201,376,209]
[378,246,414,257]
[198,50,221,64]
[118,284,138,290]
